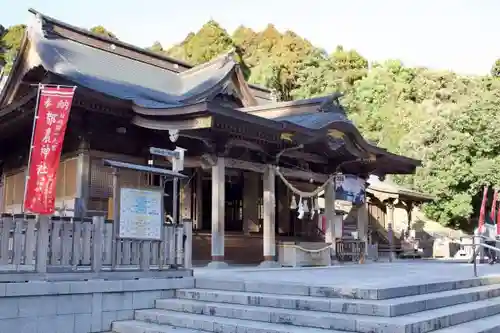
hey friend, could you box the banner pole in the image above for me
[25,83,78,88]
[22,84,43,213]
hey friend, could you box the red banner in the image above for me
[24,86,76,214]
[478,186,488,233]
[496,199,500,236]
[491,189,498,222]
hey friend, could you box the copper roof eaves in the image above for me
[27,8,271,94]
[0,90,37,118]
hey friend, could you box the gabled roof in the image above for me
[129,93,421,174]
[367,175,434,202]
[0,9,267,109]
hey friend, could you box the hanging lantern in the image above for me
[290,195,297,209]
[303,198,309,213]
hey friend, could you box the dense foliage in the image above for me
[89,26,118,40]
[1,20,500,230]
[0,24,117,74]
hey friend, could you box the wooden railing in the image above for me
[335,239,366,262]
[0,213,192,279]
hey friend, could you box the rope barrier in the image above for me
[275,166,334,198]
[279,243,334,253]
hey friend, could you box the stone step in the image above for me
[112,320,201,333]
[175,283,500,317]
[133,309,349,333]
[153,296,500,333]
[195,275,500,300]
[431,312,500,333]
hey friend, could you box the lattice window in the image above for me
[55,158,78,198]
[2,170,26,208]
[89,156,148,199]
[64,158,77,197]
[90,158,113,198]
[12,172,25,205]
[3,173,14,209]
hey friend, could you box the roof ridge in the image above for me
[179,49,237,77]
[27,8,271,94]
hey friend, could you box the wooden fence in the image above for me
[0,213,192,279]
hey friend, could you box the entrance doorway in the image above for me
[200,171,244,232]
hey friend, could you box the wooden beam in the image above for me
[282,150,328,164]
[132,115,213,131]
[184,156,328,182]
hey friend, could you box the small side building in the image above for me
[365,175,434,256]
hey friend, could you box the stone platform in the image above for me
[194,261,500,288]
[112,262,500,333]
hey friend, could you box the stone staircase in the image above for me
[112,276,500,333]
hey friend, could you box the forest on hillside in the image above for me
[2,21,500,231]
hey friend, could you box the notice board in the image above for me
[119,187,163,240]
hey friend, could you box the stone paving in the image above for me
[194,261,500,288]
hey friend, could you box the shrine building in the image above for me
[0,9,421,266]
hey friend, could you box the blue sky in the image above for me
[0,0,498,75]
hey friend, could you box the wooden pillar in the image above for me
[194,169,203,230]
[207,157,228,268]
[181,169,193,220]
[277,181,291,234]
[75,138,90,218]
[242,172,259,235]
[386,200,396,262]
[333,215,343,239]
[259,165,280,267]
[183,220,193,268]
[324,179,335,244]
[357,202,369,254]
[0,172,4,212]
[111,168,120,269]
[91,216,104,272]
[405,201,414,236]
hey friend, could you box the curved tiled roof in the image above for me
[367,175,434,201]
[27,13,256,109]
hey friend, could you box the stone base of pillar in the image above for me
[258,260,281,268]
[206,256,229,269]
[206,261,229,269]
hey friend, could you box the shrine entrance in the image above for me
[200,170,249,233]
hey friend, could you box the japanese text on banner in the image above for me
[24,86,76,214]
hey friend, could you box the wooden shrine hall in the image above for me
[0,9,421,267]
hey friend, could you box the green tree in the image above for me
[491,58,500,77]
[1,24,25,51]
[290,49,338,99]
[0,25,6,66]
[166,20,235,65]
[147,41,164,54]
[291,46,369,100]
[330,45,368,87]
[244,26,317,99]
[232,25,257,59]
[0,24,26,74]
[90,26,118,40]
[398,77,500,229]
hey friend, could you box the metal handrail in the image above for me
[456,238,500,277]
